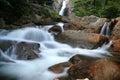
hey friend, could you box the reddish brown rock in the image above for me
[48,25,62,35]
[55,30,108,49]
[54,75,68,80]
[48,62,72,73]
[61,16,82,30]
[111,18,120,39]
[61,15,106,33]
[67,58,120,80]
[110,39,120,52]
[69,54,97,64]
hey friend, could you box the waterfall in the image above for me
[0,26,112,80]
[0,27,54,42]
[100,22,111,36]
[0,49,15,63]
[56,22,64,32]
[59,0,67,16]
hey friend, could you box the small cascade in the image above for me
[0,29,9,36]
[59,0,67,16]
[1,27,54,42]
[0,26,113,80]
[56,22,64,32]
[98,40,113,50]
[5,45,17,59]
[0,49,15,63]
[100,22,111,36]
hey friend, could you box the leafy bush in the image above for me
[0,0,29,24]
[101,2,120,18]
[73,0,120,18]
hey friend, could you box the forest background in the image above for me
[73,0,120,18]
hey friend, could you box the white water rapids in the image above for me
[0,26,112,80]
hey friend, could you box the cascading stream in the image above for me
[100,22,111,37]
[0,26,112,80]
[59,0,69,16]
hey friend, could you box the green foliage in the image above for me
[101,1,120,18]
[39,6,60,19]
[73,0,120,18]
[0,0,29,24]
[0,0,59,24]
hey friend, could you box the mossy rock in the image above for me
[38,6,60,20]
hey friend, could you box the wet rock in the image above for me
[48,25,62,35]
[61,15,106,33]
[0,40,17,52]
[33,14,54,25]
[110,39,120,52]
[48,62,72,73]
[67,58,120,80]
[54,75,68,80]
[61,16,82,30]
[111,17,120,39]
[83,17,106,33]
[55,30,108,49]
[16,42,40,60]
[64,7,71,16]
[69,54,97,64]
[0,40,40,60]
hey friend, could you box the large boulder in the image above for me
[61,16,82,30]
[0,40,40,60]
[69,54,98,64]
[48,25,62,35]
[109,39,120,55]
[61,15,106,33]
[55,30,108,49]
[16,42,40,60]
[48,62,72,73]
[111,17,120,39]
[67,58,120,80]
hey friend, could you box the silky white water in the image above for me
[100,22,111,36]
[0,26,112,80]
[59,0,66,16]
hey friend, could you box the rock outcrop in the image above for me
[0,40,40,60]
[111,17,120,39]
[54,58,120,80]
[48,62,72,73]
[61,15,106,33]
[55,30,108,49]
[67,58,120,80]
[16,42,40,60]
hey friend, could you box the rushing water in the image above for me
[0,26,112,80]
[59,0,67,16]
[100,22,111,36]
